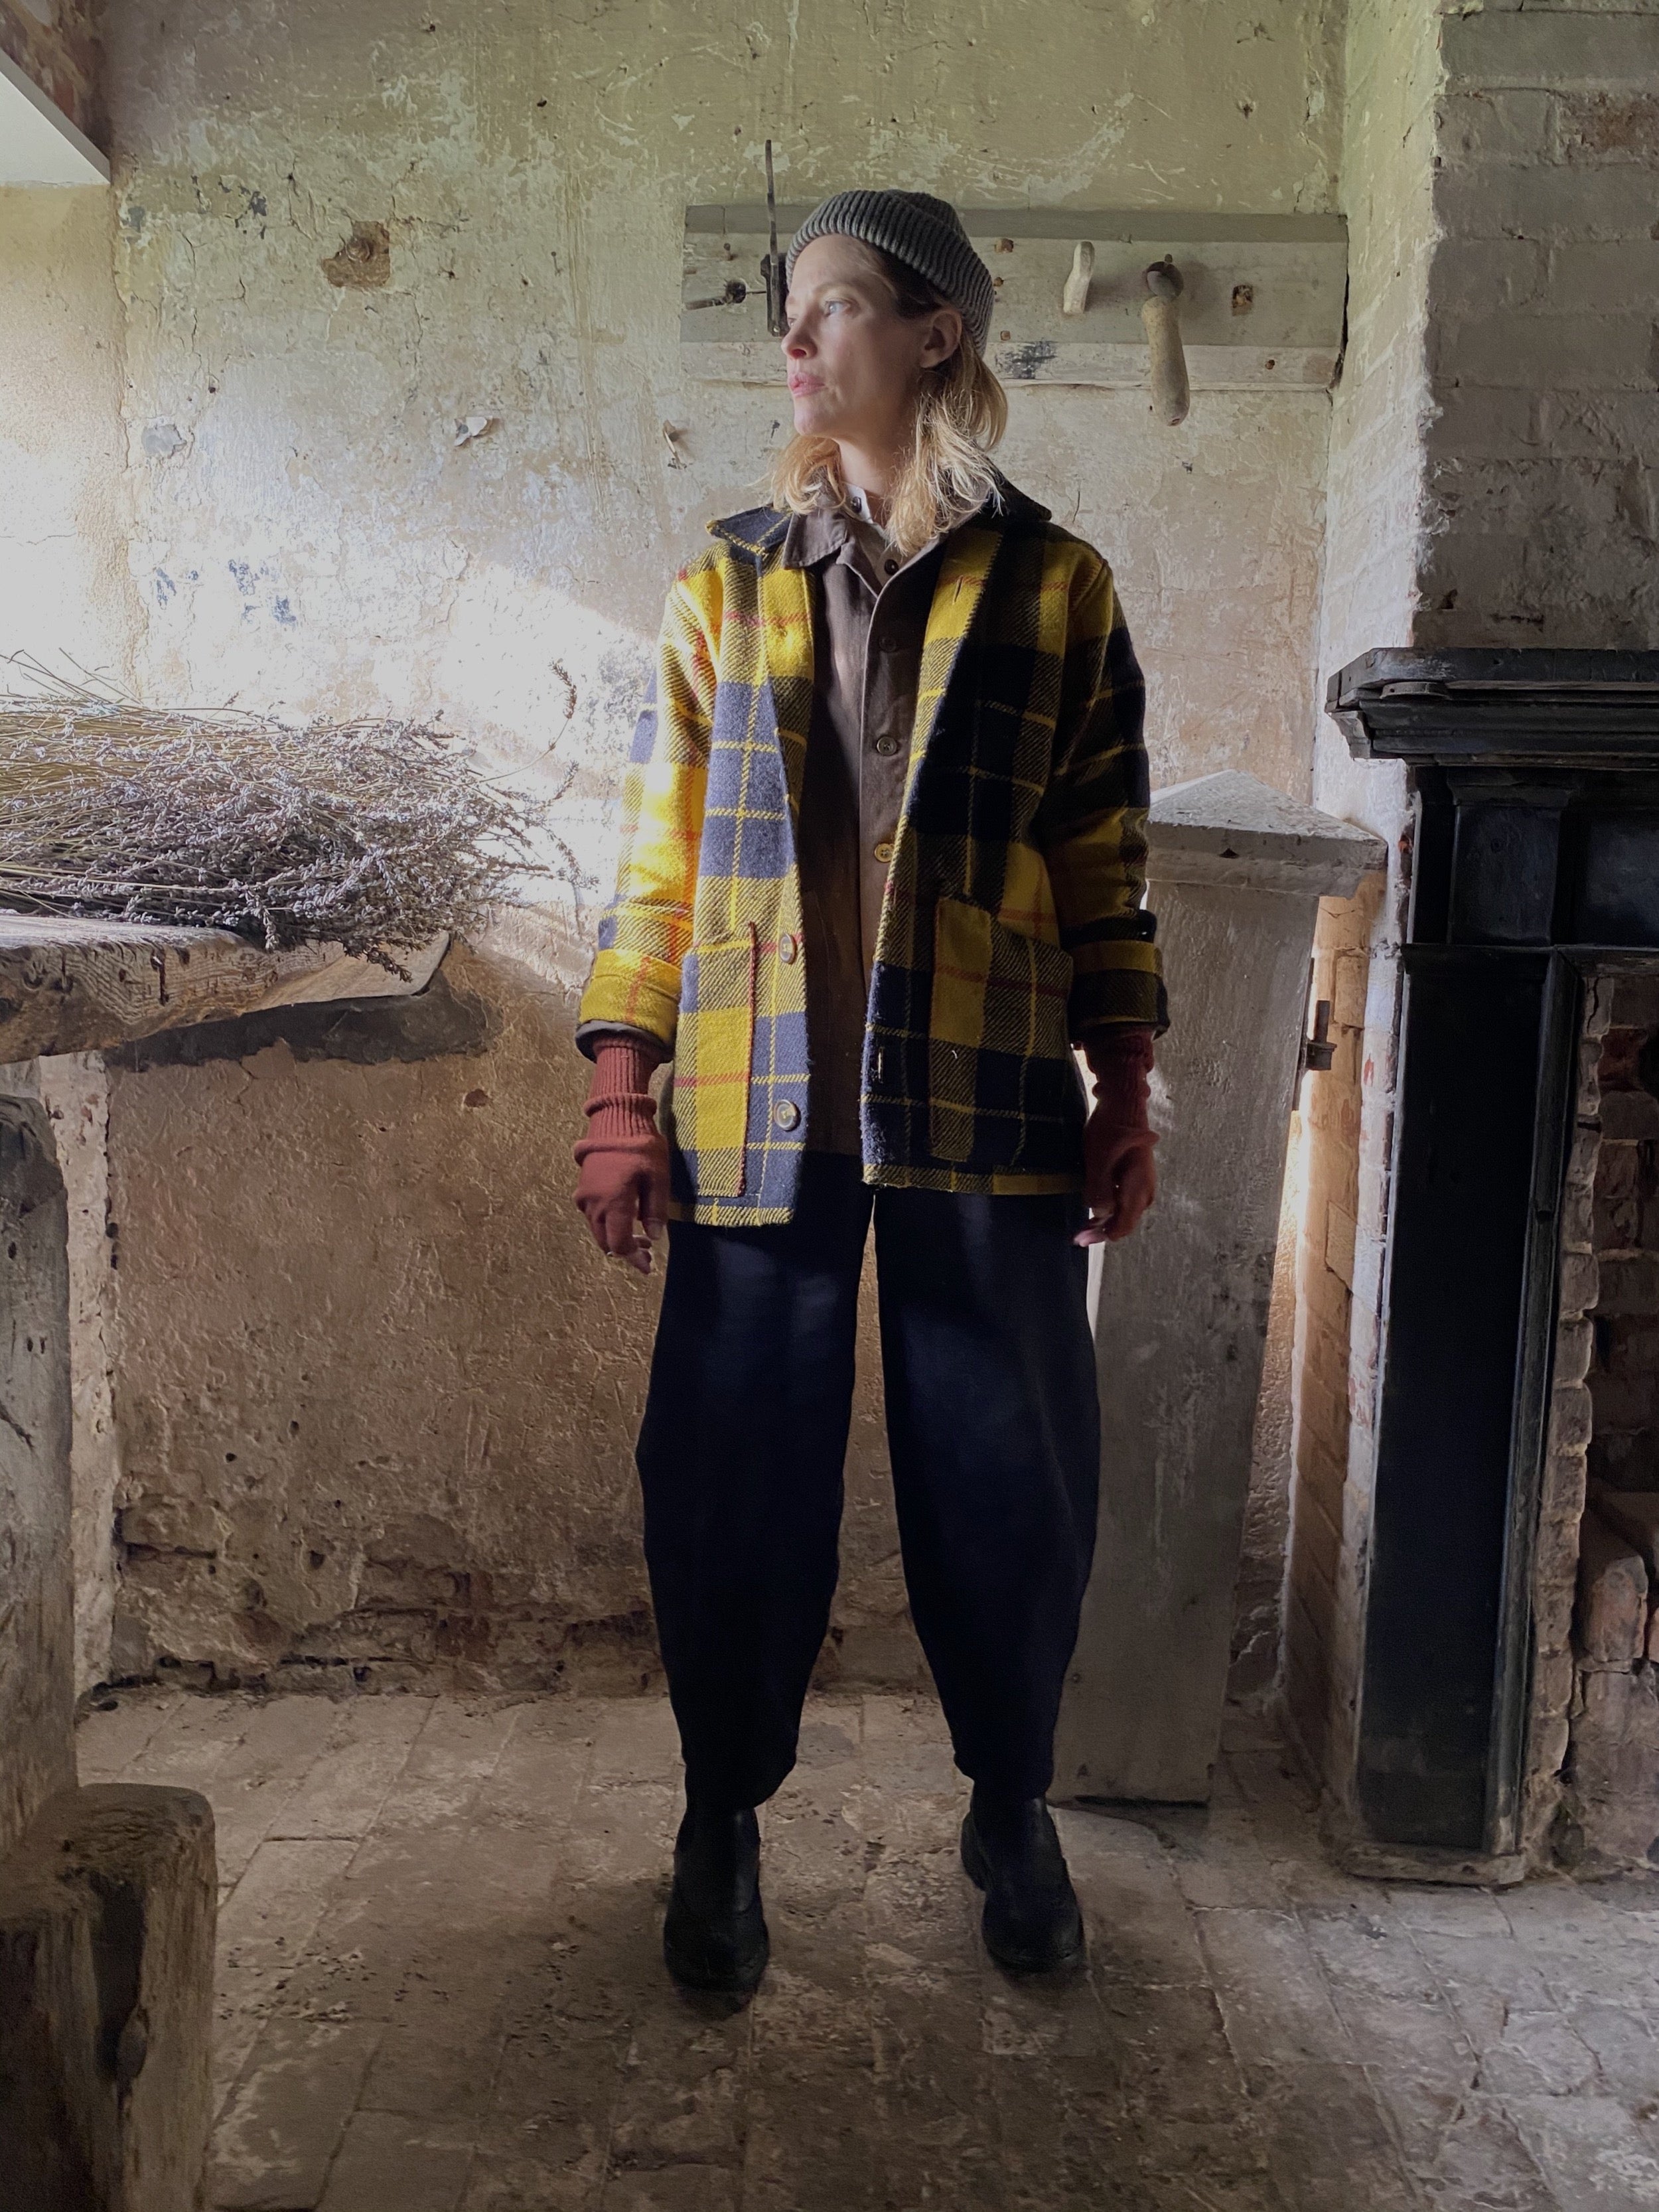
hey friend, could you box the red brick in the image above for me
[1556,92,1659,165]
[1576,1510,1649,1666]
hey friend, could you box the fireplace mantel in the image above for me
[1327,650,1659,1868]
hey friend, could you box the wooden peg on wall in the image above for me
[1061,240,1094,317]
[1141,258,1190,427]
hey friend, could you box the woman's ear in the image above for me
[918,305,964,371]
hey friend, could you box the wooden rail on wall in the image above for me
[682,206,1347,391]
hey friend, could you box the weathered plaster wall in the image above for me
[0,186,136,691]
[75,0,1344,1688]
[0,0,104,145]
[1283,0,1439,1793]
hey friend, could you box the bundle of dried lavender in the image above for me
[0,683,577,971]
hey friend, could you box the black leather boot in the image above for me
[960,1788,1086,1972]
[662,1801,770,1995]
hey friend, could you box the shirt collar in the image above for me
[781,502,855,571]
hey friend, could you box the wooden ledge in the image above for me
[0,917,447,1062]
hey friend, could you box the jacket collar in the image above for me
[706,469,1049,566]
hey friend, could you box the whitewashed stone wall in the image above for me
[1,0,1348,1691]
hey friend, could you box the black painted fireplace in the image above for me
[1328,649,1659,1858]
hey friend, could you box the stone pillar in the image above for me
[1053,771,1385,1805]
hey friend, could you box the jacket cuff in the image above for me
[575,950,681,1059]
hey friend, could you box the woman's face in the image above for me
[782,234,962,451]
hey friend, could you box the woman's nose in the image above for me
[782,321,812,358]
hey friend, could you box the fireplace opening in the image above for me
[1556,974,1659,1873]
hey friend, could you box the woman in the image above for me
[573,190,1166,1994]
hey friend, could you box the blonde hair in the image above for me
[768,244,1009,561]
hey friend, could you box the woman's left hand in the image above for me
[1074,1027,1159,1246]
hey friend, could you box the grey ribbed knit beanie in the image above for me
[787,189,995,356]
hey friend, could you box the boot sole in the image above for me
[961,1814,1087,1974]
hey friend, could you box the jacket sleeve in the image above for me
[575,565,718,1059]
[1035,550,1168,1039]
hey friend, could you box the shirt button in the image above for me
[873,839,895,863]
[873,735,901,757]
[778,932,798,964]
[773,1098,801,1132]
[883,558,899,575]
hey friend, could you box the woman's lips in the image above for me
[788,378,822,396]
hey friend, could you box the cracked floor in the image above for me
[78,1687,1659,2210]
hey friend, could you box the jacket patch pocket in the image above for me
[673,925,758,1197]
[929,895,1076,1169]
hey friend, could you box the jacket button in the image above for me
[773,1098,801,1132]
[778,932,798,964]
[873,839,894,863]
[873,735,901,757]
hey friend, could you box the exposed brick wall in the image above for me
[1419,10,1659,647]
[1289,3,1659,1841]
[1552,976,1659,1872]
[1588,978,1659,1491]
[1521,976,1607,1864]
[0,0,104,148]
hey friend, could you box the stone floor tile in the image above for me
[740,2043,883,2207]
[587,1696,684,1793]
[1565,1996,1659,2100]
[357,1980,512,2124]
[474,1700,600,1834]
[1155,1802,1297,1911]
[1301,1902,1477,2106]
[560,1781,680,1887]
[373,1698,522,1831]
[761,1790,868,1911]
[317,2108,476,2212]
[1385,1883,1516,1941]
[463,2106,609,2211]
[608,2012,749,2171]
[1507,2093,1659,2209]
[1198,1907,1355,2069]
[601,2167,741,2211]
[1473,2008,1602,2097]
[210,2016,380,2210]
[214,1838,360,2108]
[1395,2090,1557,2212]
[861,1837,979,1969]
[1063,1817,1213,1988]
[73,1683,175,1778]
[270,1693,435,1840]
[1246,2060,1426,2212]
[749,1920,871,2057]
[1094,1976,1248,2124]
[122,1686,258,1792]
[207,1696,346,1880]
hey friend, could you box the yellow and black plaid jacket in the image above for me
[577,478,1166,1226]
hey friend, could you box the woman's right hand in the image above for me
[572,1037,672,1274]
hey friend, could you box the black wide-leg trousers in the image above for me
[636,1151,1100,1810]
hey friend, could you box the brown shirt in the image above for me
[784,500,946,1155]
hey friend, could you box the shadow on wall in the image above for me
[100,941,932,1702]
